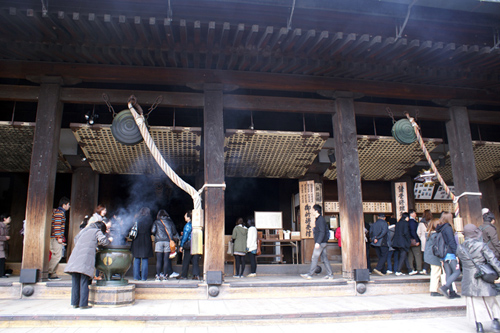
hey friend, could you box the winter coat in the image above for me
[0,222,9,259]
[369,219,388,247]
[417,220,429,251]
[392,218,411,251]
[480,223,500,259]
[313,215,329,244]
[436,223,457,255]
[232,225,248,254]
[247,226,258,252]
[131,215,154,258]
[151,217,179,242]
[456,237,500,297]
[335,227,342,248]
[88,212,103,225]
[423,232,442,266]
[387,225,395,251]
[64,224,110,278]
[409,218,420,244]
[180,222,192,248]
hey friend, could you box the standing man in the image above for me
[48,197,70,280]
[0,214,11,278]
[408,209,423,275]
[300,204,334,280]
[370,213,389,276]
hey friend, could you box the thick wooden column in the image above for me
[68,167,99,255]
[202,84,225,275]
[22,79,63,279]
[446,105,483,226]
[333,96,365,278]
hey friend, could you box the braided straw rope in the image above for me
[127,97,202,210]
[405,113,459,217]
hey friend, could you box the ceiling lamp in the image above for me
[414,169,438,184]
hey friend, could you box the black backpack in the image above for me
[432,231,447,258]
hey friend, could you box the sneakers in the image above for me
[430,292,444,297]
[386,270,393,275]
[155,274,161,282]
[247,273,257,277]
[419,270,427,275]
[169,272,179,279]
[408,270,418,276]
[395,272,405,276]
[300,274,312,280]
[233,275,240,279]
[324,275,334,280]
[449,291,461,299]
[48,274,61,280]
[372,269,384,276]
[439,285,450,298]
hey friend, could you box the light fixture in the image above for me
[327,149,336,164]
[85,105,99,125]
[414,169,438,184]
[438,154,446,167]
[80,155,87,162]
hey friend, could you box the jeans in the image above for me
[181,251,200,278]
[71,273,90,307]
[134,257,149,281]
[443,259,460,289]
[308,243,333,276]
[247,252,257,274]
[387,250,399,272]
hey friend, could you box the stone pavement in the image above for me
[0,293,472,332]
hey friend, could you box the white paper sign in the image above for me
[255,211,283,229]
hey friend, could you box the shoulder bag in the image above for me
[462,244,499,284]
[159,219,177,255]
[256,239,262,256]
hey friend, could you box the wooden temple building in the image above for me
[0,0,499,281]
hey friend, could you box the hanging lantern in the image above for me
[111,109,145,145]
[414,169,438,184]
[392,118,417,145]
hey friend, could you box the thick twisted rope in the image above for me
[405,113,459,217]
[127,96,202,210]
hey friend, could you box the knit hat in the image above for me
[463,224,482,239]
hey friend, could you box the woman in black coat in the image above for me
[131,207,154,281]
[392,213,411,276]
[436,211,460,298]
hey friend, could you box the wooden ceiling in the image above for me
[0,1,499,98]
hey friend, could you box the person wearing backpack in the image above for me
[437,211,461,298]
[480,212,500,260]
[425,218,459,298]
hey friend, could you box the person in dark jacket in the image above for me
[300,204,333,280]
[480,212,500,260]
[457,224,500,333]
[392,213,411,276]
[370,213,389,276]
[437,211,461,298]
[64,221,111,308]
[131,207,154,281]
[408,209,423,275]
[151,209,179,281]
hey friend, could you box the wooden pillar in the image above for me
[68,167,99,255]
[446,105,482,226]
[202,84,225,275]
[22,78,63,279]
[9,174,29,263]
[332,95,365,279]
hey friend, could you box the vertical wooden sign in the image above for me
[299,180,315,239]
[394,182,408,220]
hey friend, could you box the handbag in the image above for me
[128,221,138,240]
[227,240,234,255]
[159,219,177,255]
[462,244,499,284]
[256,239,262,256]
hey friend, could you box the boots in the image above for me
[492,318,500,332]
[476,322,484,333]
[449,290,461,299]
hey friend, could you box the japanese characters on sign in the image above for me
[395,182,408,221]
[299,180,316,239]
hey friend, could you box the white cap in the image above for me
[482,208,490,215]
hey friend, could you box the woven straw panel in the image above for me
[224,129,329,178]
[436,141,500,182]
[324,135,440,181]
[0,122,70,173]
[71,124,201,175]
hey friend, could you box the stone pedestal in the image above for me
[89,284,135,307]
